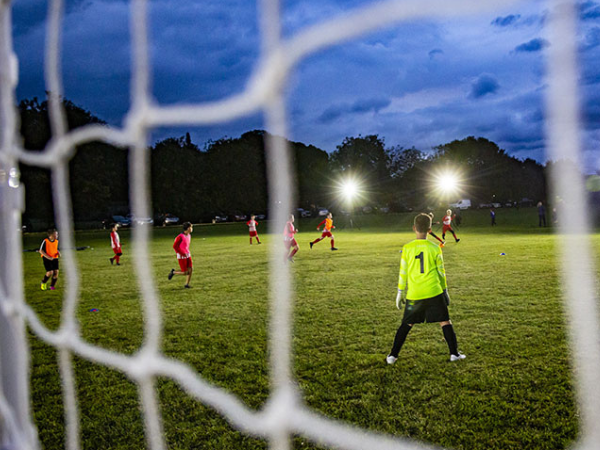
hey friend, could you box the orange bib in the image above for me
[41,238,59,258]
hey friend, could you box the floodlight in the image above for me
[437,173,459,194]
[341,179,358,201]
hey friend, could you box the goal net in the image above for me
[0,0,598,449]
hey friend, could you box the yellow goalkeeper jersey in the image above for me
[398,239,447,300]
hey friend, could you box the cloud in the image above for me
[11,0,598,170]
[491,14,521,27]
[428,48,444,59]
[350,97,390,113]
[580,2,600,20]
[514,38,549,53]
[583,26,600,51]
[318,97,391,123]
[469,74,500,99]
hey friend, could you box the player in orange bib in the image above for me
[40,228,60,290]
[310,212,338,251]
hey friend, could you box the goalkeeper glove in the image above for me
[396,289,405,309]
[442,289,450,306]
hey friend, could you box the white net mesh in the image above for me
[0,0,598,449]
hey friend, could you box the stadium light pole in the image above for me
[338,178,360,228]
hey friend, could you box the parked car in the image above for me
[301,210,312,218]
[255,214,266,220]
[478,203,492,209]
[103,215,131,229]
[128,214,153,226]
[317,207,329,217]
[213,215,228,223]
[361,206,373,214]
[232,213,248,221]
[449,199,472,210]
[379,207,390,214]
[491,202,502,208]
[163,214,179,225]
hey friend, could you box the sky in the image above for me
[11,0,600,171]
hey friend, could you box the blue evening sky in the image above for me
[11,0,600,170]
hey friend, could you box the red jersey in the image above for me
[284,221,297,240]
[173,233,191,258]
[442,215,453,226]
[110,231,120,249]
[246,220,258,232]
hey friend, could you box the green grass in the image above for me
[22,208,598,449]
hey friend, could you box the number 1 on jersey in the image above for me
[415,252,424,273]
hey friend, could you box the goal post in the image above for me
[0,0,598,449]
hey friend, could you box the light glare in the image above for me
[342,180,358,200]
[437,173,459,193]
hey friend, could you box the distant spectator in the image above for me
[552,208,558,225]
[490,208,496,226]
[454,209,463,226]
[537,202,546,227]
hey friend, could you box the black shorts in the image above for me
[43,258,59,272]
[402,293,449,325]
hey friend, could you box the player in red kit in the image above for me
[109,223,123,265]
[284,214,299,262]
[310,212,338,251]
[168,222,194,288]
[246,215,261,245]
[427,212,445,247]
[442,209,460,243]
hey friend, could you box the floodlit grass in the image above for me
[22,208,599,449]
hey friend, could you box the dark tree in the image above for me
[151,136,208,222]
[19,97,128,228]
[329,135,393,205]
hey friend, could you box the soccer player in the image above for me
[168,222,193,288]
[284,214,299,262]
[442,209,460,243]
[246,215,261,245]
[40,228,60,290]
[386,213,465,363]
[427,212,445,246]
[109,223,123,265]
[310,212,338,251]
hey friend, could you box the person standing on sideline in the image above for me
[490,208,497,226]
[537,202,546,227]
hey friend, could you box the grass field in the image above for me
[21,208,600,449]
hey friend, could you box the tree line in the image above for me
[18,98,551,230]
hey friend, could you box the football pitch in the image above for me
[22,209,599,450]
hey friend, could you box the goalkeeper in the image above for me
[387,213,465,364]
